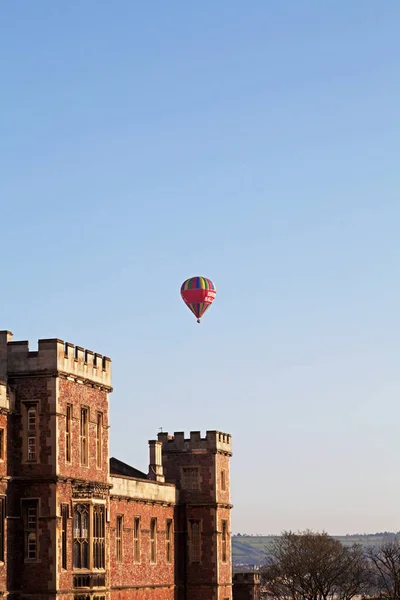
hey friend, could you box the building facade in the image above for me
[0,331,233,600]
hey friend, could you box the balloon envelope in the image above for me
[180,276,216,321]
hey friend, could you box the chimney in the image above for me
[148,440,165,482]
[0,331,12,381]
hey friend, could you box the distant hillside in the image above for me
[232,533,399,568]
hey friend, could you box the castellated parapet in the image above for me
[158,430,232,455]
[0,330,111,389]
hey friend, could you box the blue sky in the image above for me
[1,1,400,534]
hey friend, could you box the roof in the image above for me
[109,457,148,480]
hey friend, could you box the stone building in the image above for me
[232,573,260,600]
[0,330,233,600]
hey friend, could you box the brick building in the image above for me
[0,331,233,600]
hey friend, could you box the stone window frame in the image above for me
[61,503,69,569]
[221,519,228,563]
[188,518,202,564]
[22,401,39,464]
[181,466,200,491]
[165,518,173,563]
[96,411,103,469]
[76,596,106,600]
[133,516,141,564]
[80,406,89,467]
[65,404,72,464]
[150,517,157,564]
[72,500,106,572]
[220,469,226,491]
[116,514,123,563]
[0,428,4,461]
[93,504,106,569]
[21,497,39,562]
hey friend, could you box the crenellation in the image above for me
[64,341,74,357]
[190,430,201,442]
[0,326,233,600]
[0,333,111,387]
[84,349,94,367]
[159,429,232,454]
[74,345,84,362]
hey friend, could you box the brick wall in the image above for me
[232,573,261,600]
[160,432,233,600]
[8,375,57,478]
[7,480,57,594]
[0,333,234,600]
[110,496,175,597]
[57,377,109,482]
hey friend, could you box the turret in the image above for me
[159,430,233,600]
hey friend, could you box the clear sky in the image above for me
[1,1,400,535]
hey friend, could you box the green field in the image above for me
[232,533,398,567]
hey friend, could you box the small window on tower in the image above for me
[166,519,172,563]
[222,520,228,563]
[61,504,68,569]
[221,469,226,491]
[66,404,72,463]
[96,412,103,468]
[181,467,200,490]
[26,405,38,462]
[80,407,88,466]
[116,515,123,562]
[0,429,4,461]
[188,519,201,563]
[150,518,157,563]
[133,517,140,563]
[22,499,39,561]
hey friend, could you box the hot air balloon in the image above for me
[180,276,216,323]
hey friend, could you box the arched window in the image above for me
[73,504,89,569]
[93,505,105,569]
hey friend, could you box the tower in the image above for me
[159,430,233,600]
[0,331,112,600]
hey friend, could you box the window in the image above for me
[133,517,140,563]
[61,504,68,569]
[80,407,88,466]
[150,518,157,563]
[188,519,201,563]
[221,469,226,491]
[0,497,5,562]
[166,519,172,563]
[27,406,37,461]
[222,520,228,562]
[66,404,72,463]
[181,467,200,490]
[96,412,103,468]
[22,499,38,561]
[73,504,89,569]
[93,505,105,569]
[116,515,123,562]
[0,429,4,461]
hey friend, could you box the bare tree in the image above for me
[261,530,369,600]
[367,539,400,599]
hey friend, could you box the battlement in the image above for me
[233,572,261,584]
[0,331,111,388]
[158,430,232,454]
